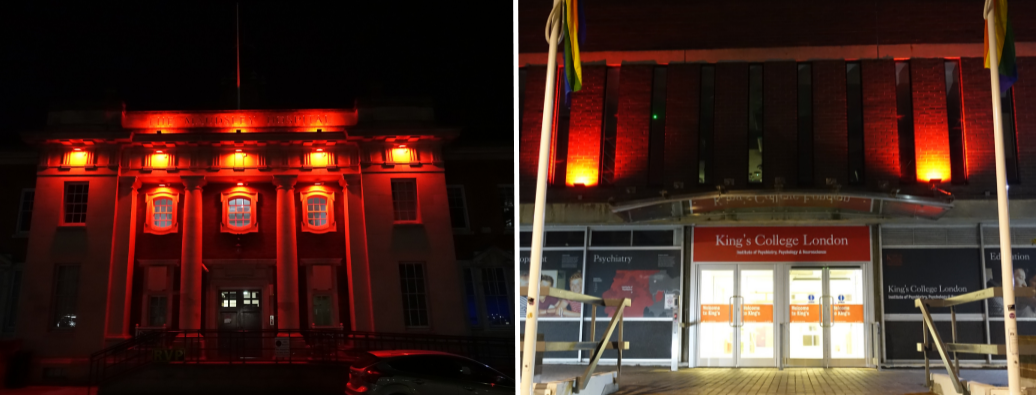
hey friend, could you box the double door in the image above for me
[696,264,868,367]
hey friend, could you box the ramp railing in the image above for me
[915,286,1036,395]
[520,285,631,392]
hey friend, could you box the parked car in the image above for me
[345,350,514,395]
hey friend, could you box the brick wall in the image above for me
[862,59,900,189]
[713,63,749,188]
[910,58,952,184]
[961,57,996,189]
[565,66,606,186]
[663,63,700,187]
[613,65,652,187]
[1015,57,1036,190]
[813,60,848,186]
[519,66,547,198]
[762,62,797,188]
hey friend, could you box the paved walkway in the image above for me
[539,365,1008,394]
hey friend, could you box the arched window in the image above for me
[221,190,259,234]
[144,191,179,235]
[300,188,336,234]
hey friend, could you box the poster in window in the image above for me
[519,251,584,319]
[584,249,681,318]
[881,248,982,314]
[985,248,1036,317]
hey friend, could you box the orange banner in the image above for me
[700,304,731,323]
[790,304,820,323]
[741,304,773,323]
[831,304,864,323]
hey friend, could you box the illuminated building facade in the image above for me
[518,0,1036,368]
[7,102,485,382]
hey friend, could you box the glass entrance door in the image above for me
[697,265,776,367]
[786,267,867,367]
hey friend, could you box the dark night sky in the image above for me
[0,2,512,145]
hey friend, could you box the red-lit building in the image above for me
[519,1,1036,369]
[6,101,488,382]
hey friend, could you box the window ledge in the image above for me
[57,224,86,229]
[393,221,424,227]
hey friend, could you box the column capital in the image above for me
[119,176,142,191]
[181,176,207,190]
[272,175,298,190]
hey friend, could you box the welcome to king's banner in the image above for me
[693,226,871,262]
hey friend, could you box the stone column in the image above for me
[273,175,300,331]
[179,176,206,331]
[104,176,140,345]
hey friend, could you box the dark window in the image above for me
[482,268,511,326]
[648,66,668,187]
[699,65,716,185]
[148,296,167,326]
[544,231,585,247]
[600,67,621,186]
[391,179,418,222]
[53,265,80,329]
[945,60,967,185]
[2,270,21,333]
[519,231,533,247]
[462,268,479,326]
[445,185,469,229]
[591,230,632,247]
[398,263,428,327]
[552,70,571,187]
[895,61,917,184]
[63,183,88,224]
[632,230,675,246]
[797,63,814,187]
[748,64,764,185]
[846,62,865,185]
[1002,88,1020,184]
[17,189,33,232]
[499,186,513,231]
[312,295,332,326]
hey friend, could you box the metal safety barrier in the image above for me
[915,286,1036,395]
[520,285,631,392]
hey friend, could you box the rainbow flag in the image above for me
[985,0,1018,92]
[562,0,583,103]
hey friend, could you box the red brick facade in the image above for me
[613,65,653,187]
[961,57,997,190]
[519,67,548,194]
[663,63,700,187]
[762,62,797,188]
[565,66,606,186]
[862,59,900,189]
[713,63,749,188]
[910,58,952,183]
[1014,57,1036,192]
[813,60,848,186]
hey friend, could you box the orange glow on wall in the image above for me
[566,167,599,187]
[391,148,411,163]
[69,151,89,166]
[123,109,356,130]
[151,154,169,169]
[915,125,952,183]
[309,152,329,167]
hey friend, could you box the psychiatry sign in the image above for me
[693,226,871,262]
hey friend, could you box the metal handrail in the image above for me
[520,285,632,392]
[914,286,1036,395]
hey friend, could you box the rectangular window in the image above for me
[63,183,89,224]
[16,188,34,233]
[53,265,80,329]
[399,263,429,327]
[945,60,967,184]
[797,63,814,187]
[499,185,513,232]
[1002,88,1020,184]
[551,70,571,187]
[148,296,167,326]
[545,230,585,247]
[599,67,621,186]
[445,185,469,229]
[648,66,668,187]
[312,295,332,326]
[462,268,479,326]
[895,61,917,183]
[699,65,716,185]
[748,64,764,185]
[390,179,418,222]
[846,62,865,185]
[482,268,511,326]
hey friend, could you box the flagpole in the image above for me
[520,0,562,394]
[985,1,1021,394]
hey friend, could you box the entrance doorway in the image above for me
[785,266,867,367]
[697,264,776,367]
[218,289,262,358]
